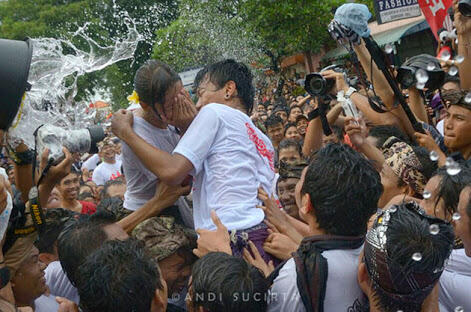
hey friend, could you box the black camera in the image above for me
[304,65,344,96]
[304,73,335,96]
[396,54,445,90]
[459,0,471,17]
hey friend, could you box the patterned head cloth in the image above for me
[132,216,197,262]
[382,137,426,195]
[364,202,453,305]
[278,160,308,180]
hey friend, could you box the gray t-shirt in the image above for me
[122,116,193,228]
[34,294,60,312]
[268,246,366,312]
[439,249,471,312]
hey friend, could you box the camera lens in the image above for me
[305,73,327,96]
[459,0,471,17]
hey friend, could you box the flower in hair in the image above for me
[127,90,140,104]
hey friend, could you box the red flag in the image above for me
[418,0,453,40]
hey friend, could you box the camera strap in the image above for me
[307,100,332,136]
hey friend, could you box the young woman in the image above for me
[112,59,278,264]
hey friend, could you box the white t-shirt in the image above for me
[122,116,193,228]
[439,249,471,312]
[45,261,80,304]
[34,294,60,312]
[82,153,100,171]
[92,159,122,186]
[173,103,276,231]
[268,247,366,312]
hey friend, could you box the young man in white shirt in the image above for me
[92,138,122,186]
[112,59,277,263]
[267,144,382,312]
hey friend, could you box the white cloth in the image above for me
[439,249,471,312]
[45,261,80,304]
[34,294,60,312]
[268,247,366,312]
[173,103,276,231]
[81,153,100,171]
[122,116,193,228]
[437,119,444,136]
[92,160,122,186]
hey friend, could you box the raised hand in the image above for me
[111,109,134,140]
[243,241,274,277]
[193,210,232,258]
[263,232,299,260]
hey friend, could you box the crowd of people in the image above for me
[0,1,471,311]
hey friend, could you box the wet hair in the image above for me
[133,59,181,108]
[432,165,471,220]
[264,114,283,129]
[283,122,298,136]
[200,59,255,114]
[35,208,76,254]
[368,125,411,148]
[279,139,301,156]
[57,210,116,286]
[371,205,454,312]
[76,239,163,312]
[301,144,382,236]
[191,252,269,312]
[96,197,128,221]
[102,178,125,199]
[442,74,461,87]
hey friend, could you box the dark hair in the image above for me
[283,122,298,136]
[289,105,302,114]
[330,125,344,141]
[134,60,181,108]
[102,178,125,199]
[76,239,162,312]
[96,197,128,221]
[57,210,116,286]
[368,125,412,148]
[264,114,283,129]
[78,192,94,201]
[274,97,287,108]
[301,144,382,236]
[412,146,438,182]
[371,205,454,312]
[191,252,269,312]
[443,74,460,86]
[35,208,76,254]
[279,139,301,155]
[202,59,255,114]
[433,166,471,219]
[295,114,308,124]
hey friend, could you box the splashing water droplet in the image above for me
[446,158,462,176]
[465,92,471,104]
[440,50,451,61]
[455,39,459,45]
[449,66,459,76]
[423,190,432,199]
[389,206,397,213]
[415,69,429,84]
[452,212,461,221]
[454,306,464,312]
[416,82,426,90]
[429,224,440,235]
[427,63,436,71]
[455,55,465,64]
[412,252,422,261]
[385,44,393,54]
[430,151,439,161]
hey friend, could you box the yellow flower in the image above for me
[127,90,140,104]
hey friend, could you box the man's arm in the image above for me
[117,182,191,233]
[454,0,471,89]
[117,129,193,185]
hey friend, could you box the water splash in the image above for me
[8,8,143,148]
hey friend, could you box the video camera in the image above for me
[396,54,445,90]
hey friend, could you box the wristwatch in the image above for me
[345,87,357,98]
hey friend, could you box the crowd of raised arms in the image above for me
[0,1,471,312]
